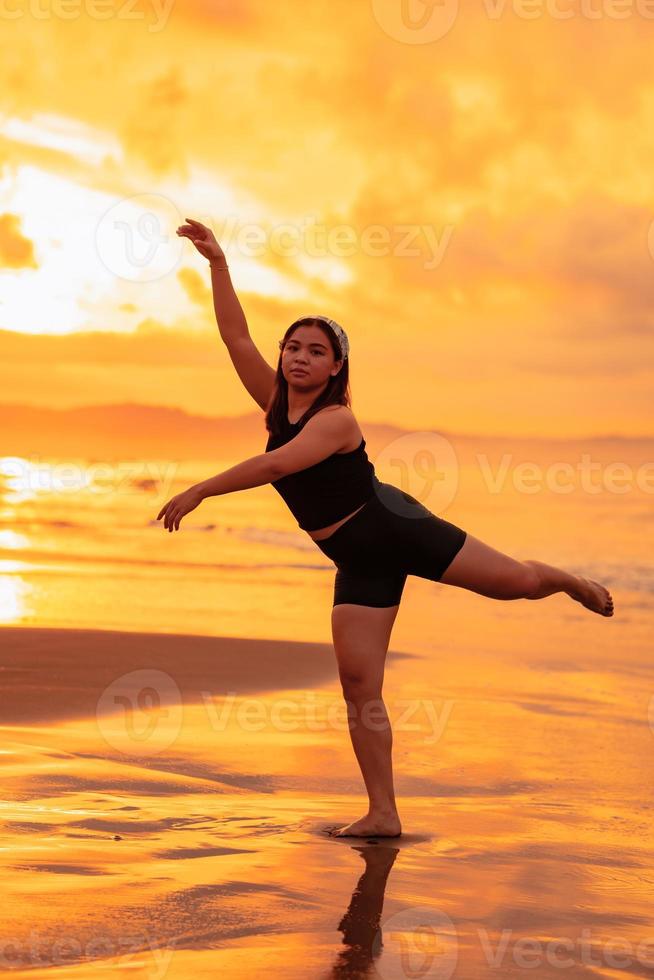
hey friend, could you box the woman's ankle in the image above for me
[368,801,399,817]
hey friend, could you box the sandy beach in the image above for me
[2,617,654,979]
[3,0,654,969]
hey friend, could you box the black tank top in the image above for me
[264,413,377,531]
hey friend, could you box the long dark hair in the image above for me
[264,317,351,437]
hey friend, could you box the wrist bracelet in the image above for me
[210,258,229,270]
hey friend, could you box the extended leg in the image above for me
[439,534,614,617]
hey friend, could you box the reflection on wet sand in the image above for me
[329,845,399,979]
[2,592,654,979]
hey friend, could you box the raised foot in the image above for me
[571,576,614,617]
[328,812,402,838]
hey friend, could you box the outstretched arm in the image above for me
[156,453,279,532]
[193,453,278,501]
[156,408,355,532]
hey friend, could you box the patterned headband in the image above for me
[280,315,350,360]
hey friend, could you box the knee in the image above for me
[339,670,382,702]
[492,562,541,600]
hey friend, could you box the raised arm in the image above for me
[177,218,276,410]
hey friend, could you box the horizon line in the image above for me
[1,400,652,443]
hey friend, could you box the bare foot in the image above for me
[570,576,614,617]
[329,811,402,838]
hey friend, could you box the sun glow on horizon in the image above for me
[0,5,652,436]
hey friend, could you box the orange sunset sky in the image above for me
[1,0,653,438]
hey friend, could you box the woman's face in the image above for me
[281,326,341,386]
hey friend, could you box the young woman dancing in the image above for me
[157,218,614,839]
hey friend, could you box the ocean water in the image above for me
[1,441,654,978]
[0,439,651,649]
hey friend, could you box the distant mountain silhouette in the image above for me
[0,402,648,460]
[1,403,265,459]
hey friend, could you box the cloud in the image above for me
[0,0,652,434]
[119,67,190,178]
[0,213,37,269]
[0,321,222,367]
[177,266,212,307]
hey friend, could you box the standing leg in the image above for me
[439,534,614,616]
[330,600,404,837]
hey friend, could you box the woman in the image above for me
[158,218,614,839]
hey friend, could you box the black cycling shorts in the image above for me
[312,481,468,608]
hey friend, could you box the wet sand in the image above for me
[2,623,654,979]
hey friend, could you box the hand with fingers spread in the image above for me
[176,217,227,265]
[156,486,204,533]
